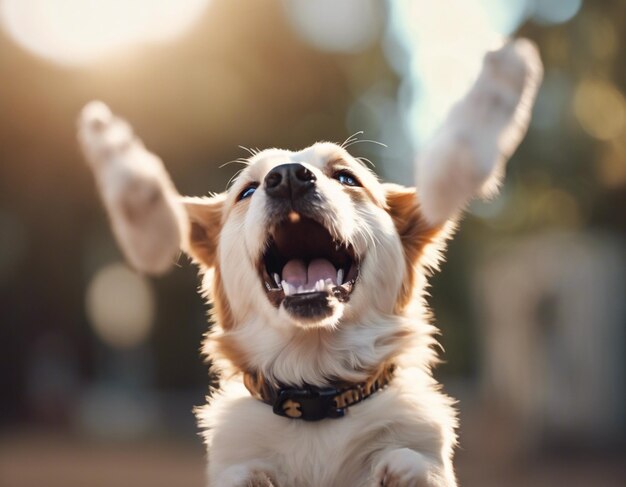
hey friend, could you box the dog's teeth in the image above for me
[283,279,338,295]
[273,273,281,287]
[336,269,344,286]
[281,280,292,296]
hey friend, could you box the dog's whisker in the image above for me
[340,130,364,149]
[226,167,247,188]
[238,145,258,156]
[219,157,251,169]
[342,138,388,150]
[173,250,184,268]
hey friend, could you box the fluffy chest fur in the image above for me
[198,368,457,487]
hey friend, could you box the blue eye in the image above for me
[334,171,360,187]
[238,184,258,201]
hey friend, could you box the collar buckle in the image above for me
[272,387,345,421]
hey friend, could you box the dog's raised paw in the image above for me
[372,448,442,487]
[244,472,276,487]
[78,100,136,166]
[482,39,542,99]
[215,464,278,487]
[77,101,187,275]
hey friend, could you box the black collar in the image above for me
[243,363,395,421]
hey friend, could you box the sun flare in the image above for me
[0,0,210,65]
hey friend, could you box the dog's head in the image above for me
[186,143,440,331]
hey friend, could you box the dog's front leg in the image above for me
[370,448,453,487]
[78,101,189,274]
[416,39,543,227]
[211,462,278,487]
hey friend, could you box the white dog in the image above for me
[78,40,542,487]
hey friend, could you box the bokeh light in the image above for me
[0,0,210,65]
[573,77,625,141]
[478,0,530,35]
[532,0,582,25]
[390,0,587,146]
[283,0,382,54]
[390,0,503,145]
[85,262,155,349]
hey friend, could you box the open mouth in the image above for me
[260,215,359,314]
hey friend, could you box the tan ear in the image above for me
[383,183,444,311]
[384,183,441,248]
[181,193,227,267]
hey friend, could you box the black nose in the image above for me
[264,163,316,200]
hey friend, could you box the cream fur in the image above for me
[417,39,543,226]
[77,101,187,274]
[78,40,542,487]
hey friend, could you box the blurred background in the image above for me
[0,0,624,486]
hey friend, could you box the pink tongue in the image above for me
[282,258,336,286]
[282,259,307,286]
[307,258,336,284]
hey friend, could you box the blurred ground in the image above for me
[2,406,625,487]
[0,432,205,487]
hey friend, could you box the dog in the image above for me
[78,39,542,486]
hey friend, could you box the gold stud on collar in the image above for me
[282,399,302,418]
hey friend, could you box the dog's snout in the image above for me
[264,163,316,200]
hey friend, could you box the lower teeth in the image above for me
[268,264,357,297]
[280,278,336,296]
